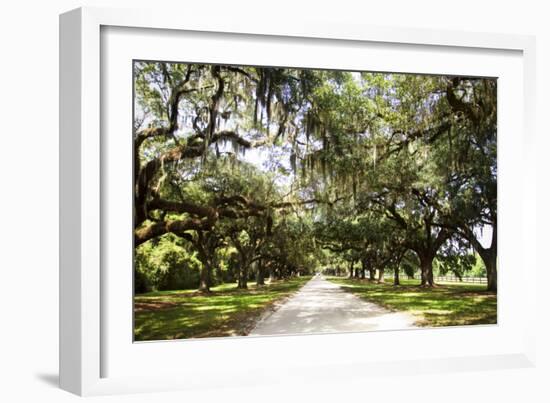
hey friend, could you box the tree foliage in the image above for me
[133,62,497,292]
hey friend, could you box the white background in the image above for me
[1,1,548,402]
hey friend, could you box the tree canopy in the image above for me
[133,61,497,292]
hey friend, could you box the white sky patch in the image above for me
[351,71,362,84]
[476,224,493,249]
[216,140,294,189]
[242,146,269,168]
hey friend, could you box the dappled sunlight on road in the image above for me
[250,277,416,336]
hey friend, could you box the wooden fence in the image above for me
[384,273,487,284]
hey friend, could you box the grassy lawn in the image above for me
[328,277,497,327]
[134,276,311,341]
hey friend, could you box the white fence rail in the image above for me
[384,274,487,284]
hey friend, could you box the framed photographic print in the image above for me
[60,6,537,396]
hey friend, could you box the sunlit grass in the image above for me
[134,277,311,341]
[328,277,497,327]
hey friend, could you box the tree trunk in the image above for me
[198,263,210,292]
[256,260,265,286]
[238,273,248,289]
[194,231,215,292]
[418,253,435,287]
[393,266,400,286]
[479,224,497,292]
[196,237,211,292]
[237,257,249,289]
[348,261,354,279]
[463,223,497,292]
[480,250,497,292]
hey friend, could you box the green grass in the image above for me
[134,277,311,341]
[327,277,497,327]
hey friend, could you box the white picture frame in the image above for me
[59,6,537,396]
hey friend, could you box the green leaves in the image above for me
[134,61,497,290]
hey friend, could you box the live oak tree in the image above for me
[364,166,452,287]
[373,75,497,289]
[441,77,498,291]
[228,220,267,289]
[351,74,495,288]
[192,230,224,292]
[302,73,452,287]
[133,62,315,244]
[133,62,318,289]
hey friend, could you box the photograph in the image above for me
[132,61,497,342]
